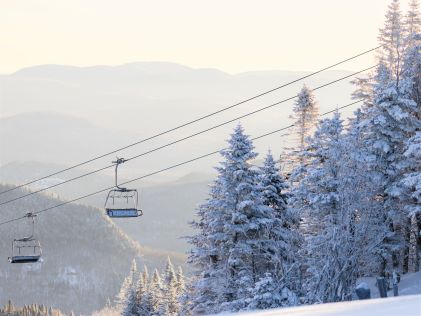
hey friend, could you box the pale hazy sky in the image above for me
[0,0,410,74]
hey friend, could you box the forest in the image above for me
[109,0,421,315]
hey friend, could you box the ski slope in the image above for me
[218,295,421,316]
[217,271,421,316]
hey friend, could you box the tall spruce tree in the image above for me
[149,269,164,316]
[297,113,379,303]
[363,60,421,272]
[116,260,137,315]
[289,85,319,168]
[162,257,181,316]
[258,151,301,298]
[188,124,288,314]
[402,34,421,112]
[122,260,138,316]
[342,109,391,276]
[405,0,421,48]
[391,132,421,272]
[378,0,405,85]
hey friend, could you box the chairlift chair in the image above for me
[8,237,42,263]
[105,158,143,218]
[8,213,42,264]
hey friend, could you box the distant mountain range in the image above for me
[0,184,185,315]
[0,62,358,177]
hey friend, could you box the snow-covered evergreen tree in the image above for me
[342,109,391,276]
[246,273,284,310]
[189,124,291,314]
[362,60,421,273]
[289,85,319,168]
[258,151,301,297]
[176,266,185,298]
[149,269,164,316]
[389,132,421,272]
[404,0,421,49]
[187,176,225,315]
[115,275,131,313]
[351,76,374,108]
[133,266,149,316]
[121,260,138,316]
[162,257,181,316]
[378,0,405,85]
[297,112,379,303]
[402,33,421,112]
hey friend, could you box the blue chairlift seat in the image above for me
[9,255,41,264]
[8,237,42,264]
[106,208,142,218]
[105,188,143,218]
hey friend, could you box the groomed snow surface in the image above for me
[218,295,421,316]
[217,271,421,316]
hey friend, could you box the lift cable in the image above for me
[0,65,376,207]
[0,46,381,196]
[0,99,363,226]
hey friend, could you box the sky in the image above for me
[0,0,410,74]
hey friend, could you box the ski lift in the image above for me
[105,158,143,218]
[8,213,42,264]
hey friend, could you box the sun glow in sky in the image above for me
[0,0,410,74]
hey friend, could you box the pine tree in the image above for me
[176,267,191,316]
[351,76,374,107]
[116,275,132,313]
[189,124,286,314]
[116,259,138,315]
[402,0,421,113]
[136,266,155,316]
[134,272,146,316]
[342,109,391,276]
[258,151,301,297]
[298,113,373,303]
[246,273,283,310]
[162,257,181,316]
[363,61,421,273]
[390,132,421,272]
[175,266,185,297]
[187,177,225,315]
[404,0,421,49]
[378,0,405,85]
[149,269,164,315]
[402,34,421,112]
[289,85,319,168]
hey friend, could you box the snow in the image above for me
[214,271,421,316]
[217,295,421,316]
[358,270,421,298]
[355,282,369,291]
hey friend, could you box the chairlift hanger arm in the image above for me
[113,157,128,190]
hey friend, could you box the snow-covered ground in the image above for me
[218,271,421,316]
[359,270,421,298]
[219,295,421,316]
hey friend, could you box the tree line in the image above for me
[116,0,421,314]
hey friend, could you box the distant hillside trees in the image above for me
[109,258,186,316]
[0,301,67,316]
